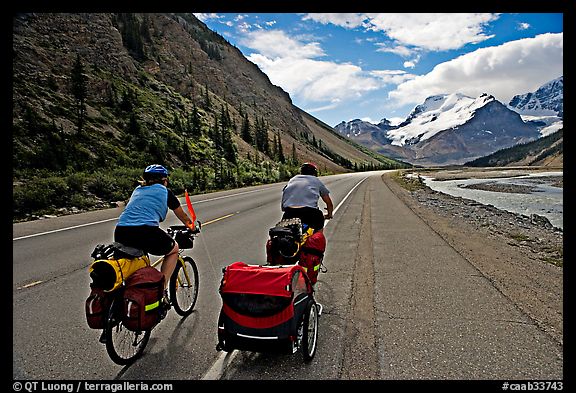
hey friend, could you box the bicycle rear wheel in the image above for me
[104,299,151,365]
[169,256,199,316]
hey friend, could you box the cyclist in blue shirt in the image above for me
[114,164,195,312]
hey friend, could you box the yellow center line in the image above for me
[202,213,236,226]
[18,280,43,290]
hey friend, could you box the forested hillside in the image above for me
[12,13,408,221]
[464,129,563,167]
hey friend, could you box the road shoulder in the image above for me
[380,171,563,346]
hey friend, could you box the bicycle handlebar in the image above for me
[168,221,202,236]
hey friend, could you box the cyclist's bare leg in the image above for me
[161,243,179,290]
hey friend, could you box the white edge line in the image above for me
[325,176,367,229]
[13,218,119,241]
[200,175,368,380]
[201,350,239,380]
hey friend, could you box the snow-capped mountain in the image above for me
[334,118,393,148]
[335,77,562,166]
[334,118,388,137]
[509,76,563,117]
[387,92,499,147]
[508,76,563,136]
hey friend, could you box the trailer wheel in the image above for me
[301,299,319,361]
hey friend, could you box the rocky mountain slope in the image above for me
[12,13,402,177]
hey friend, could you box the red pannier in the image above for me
[266,230,326,285]
[85,284,113,329]
[297,231,326,285]
[217,262,314,354]
[122,266,165,332]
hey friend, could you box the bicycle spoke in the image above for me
[170,256,198,316]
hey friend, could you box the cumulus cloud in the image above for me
[302,13,368,28]
[193,13,222,22]
[240,30,325,59]
[303,13,500,51]
[241,29,407,108]
[518,22,531,30]
[375,43,414,57]
[366,13,499,51]
[247,54,381,102]
[369,70,416,84]
[388,33,563,107]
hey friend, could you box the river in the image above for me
[420,171,563,230]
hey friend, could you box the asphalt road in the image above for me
[12,170,562,383]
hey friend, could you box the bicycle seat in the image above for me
[112,242,146,258]
[91,243,146,260]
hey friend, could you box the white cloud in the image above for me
[388,33,563,107]
[366,13,499,51]
[306,101,342,113]
[193,13,222,22]
[518,22,531,30]
[302,13,368,29]
[247,54,381,102]
[303,13,500,51]
[241,29,409,107]
[240,30,325,59]
[369,70,416,84]
[375,43,414,57]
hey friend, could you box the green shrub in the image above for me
[66,172,88,193]
[86,173,118,200]
[13,176,69,217]
[69,193,99,209]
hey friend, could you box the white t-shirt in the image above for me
[281,175,330,210]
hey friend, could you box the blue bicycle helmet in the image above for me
[143,164,169,180]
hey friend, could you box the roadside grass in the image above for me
[509,233,531,242]
[390,170,427,192]
[508,232,563,267]
[542,257,563,267]
[541,245,563,267]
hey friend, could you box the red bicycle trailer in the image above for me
[216,262,319,361]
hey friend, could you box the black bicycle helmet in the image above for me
[300,162,318,176]
[143,164,169,181]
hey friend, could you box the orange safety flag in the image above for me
[185,189,197,225]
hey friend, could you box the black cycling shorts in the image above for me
[114,225,175,256]
[282,207,325,231]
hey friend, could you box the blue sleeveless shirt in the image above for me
[117,183,169,227]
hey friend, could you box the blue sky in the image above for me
[195,13,563,127]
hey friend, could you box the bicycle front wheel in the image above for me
[105,299,151,365]
[169,255,199,316]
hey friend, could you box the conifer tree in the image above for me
[71,54,87,134]
[240,113,253,145]
[291,142,298,164]
[189,104,202,137]
[204,84,211,109]
[276,132,285,163]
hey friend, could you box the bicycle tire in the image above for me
[301,298,319,361]
[169,256,199,316]
[104,298,151,365]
